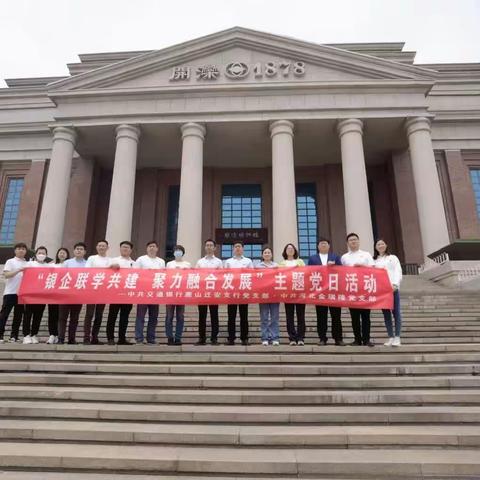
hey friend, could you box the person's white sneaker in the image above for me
[384,337,394,346]
[262,341,269,346]
[289,341,297,346]
[392,336,401,347]
[0,339,4,344]
[31,335,39,344]
[23,335,32,344]
[272,341,280,346]
[54,336,59,344]
[9,337,17,343]
[46,335,56,344]
[297,340,305,346]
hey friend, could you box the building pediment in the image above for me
[47,27,436,94]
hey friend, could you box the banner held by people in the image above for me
[19,266,393,309]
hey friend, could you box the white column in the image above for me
[176,122,206,264]
[270,120,298,262]
[405,117,450,255]
[36,126,77,252]
[105,124,140,256]
[337,118,374,253]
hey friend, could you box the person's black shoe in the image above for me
[195,340,206,346]
[167,338,175,345]
[174,339,182,346]
[107,339,115,346]
[318,340,327,346]
[349,341,362,346]
[241,340,249,346]
[365,341,375,347]
[118,339,132,345]
[67,340,77,345]
[83,339,91,345]
[91,339,104,345]
[335,340,346,346]
[57,340,65,345]
[211,340,219,345]
[224,340,235,346]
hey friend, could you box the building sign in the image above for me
[216,228,268,244]
[169,61,306,82]
[18,266,393,309]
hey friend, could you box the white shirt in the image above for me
[319,253,328,265]
[63,257,87,268]
[86,255,112,268]
[167,260,191,269]
[374,254,403,287]
[341,249,374,267]
[135,255,165,269]
[111,256,135,268]
[224,256,254,269]
[3,257,28,295]
[196,255,223,269]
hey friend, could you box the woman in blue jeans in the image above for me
[256,246,280,346]
[374,239,403,347]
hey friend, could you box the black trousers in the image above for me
[58,304,82,343]
[107,304,132,342]
[315,305,343,343]
[227,304,248,342]
[84,304,106,341]
[0,294,24,340]
[349,308,371,344]
[198,305,219,342]
[285,303,306,342]
[48,304,59,336]
[23,304,46,337]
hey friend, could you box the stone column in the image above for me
[337,119,374,253]
[176,122,206,264]
[270,120,298,262]
[105,124,140,256]
[35,127,77,253]
[405,117,450,255]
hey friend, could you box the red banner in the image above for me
[18,266,393,309]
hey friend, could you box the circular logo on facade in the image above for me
[225,62,249,79]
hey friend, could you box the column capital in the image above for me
[115,124,141,143]
[269,120,294,138]
[52,126,77,146]
[181,122,206,140]
[337,118,363,138]
[405,116,431,137]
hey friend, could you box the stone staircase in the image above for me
[0,284,479,478]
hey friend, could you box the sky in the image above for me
[1,0,479,87]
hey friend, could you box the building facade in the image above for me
[0,28,479,264]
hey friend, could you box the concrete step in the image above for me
[2,385,480,404]
[2,400,480,424]
[1,419,479,447]
[0,372,479,389]
[0,442,479,476]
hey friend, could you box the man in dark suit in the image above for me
[308,237,345,346]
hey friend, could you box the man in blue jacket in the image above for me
[308,237,345,346]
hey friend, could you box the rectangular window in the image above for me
[221,184,262,259]
[165,185,179,260]
[470,169,480,219]
[296,183,318,259]
[0,177,24,245]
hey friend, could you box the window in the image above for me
[221,184,262,259]
[470,169,480,220]
[165,185,179,260]
[296,183,318,258]
[0,178,24,245]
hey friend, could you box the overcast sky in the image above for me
[1,0,479,87]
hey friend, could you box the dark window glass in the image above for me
[0,178,24,245]
[296,183,318,258]
[471,169,480,219]
[165,185,180,260]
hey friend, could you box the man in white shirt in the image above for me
[58,242,88,344]
[0,242,28,343]
[341,232,375,347]
[134,240,165,345]
[195,239,223,345]
[84,239,112,345]
[106,241,136,345]
[224,241,253,346]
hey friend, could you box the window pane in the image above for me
[471,170,480,219]
[0,178,24,245]
[296,183,318,259]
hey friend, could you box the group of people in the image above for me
[0,233,403,347]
